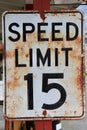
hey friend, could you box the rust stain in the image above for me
[74,111,77,115]
[7,66,25,89]
[6,51,15,58]
[7,79,19,89]
[26,32,37,44]
[65,101,69,107]
[48,33,65,51]
[64,111,68,116]
[75,36,81,45]
[75,66,82,89]
[42,110,47,116]
[69,13,76,17]
[25,53,29,58]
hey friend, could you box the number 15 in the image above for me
[24,73,66,110]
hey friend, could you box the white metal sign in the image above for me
[3,10,85,120]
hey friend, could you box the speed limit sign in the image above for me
[3,10,85,120]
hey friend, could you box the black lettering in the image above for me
[8,23,20,42]
[55,48,58,66]
[52,23,63,41]
[62,48,72,66]
[42,73,66,110]
[15,49,26,67]
[29,49,33,67]
[24,73,33,110]
[23,23,35,41]
[37,48,51,66]
[66,22,78,41]
[38,23,49,41]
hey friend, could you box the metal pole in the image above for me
[25,1,62,130]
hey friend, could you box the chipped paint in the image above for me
[3,10,85,120]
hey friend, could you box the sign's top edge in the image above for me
[3,9,82,13]
[2,10,83,16]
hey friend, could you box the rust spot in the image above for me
[65,101,69,107]
[16,45,23,50]
[48,33,65,51]
[69,13,76,17]
[75,65,82,90]
[6,51,15,58]
[42,110,47,116]
[75,37,81,45]
[74,111,77,115]
[25,32,37,45]
[77,70,82,84]
[7,79,19,89]
[64,111,68,115]
[18,96,23,103]
[25,53,29,58]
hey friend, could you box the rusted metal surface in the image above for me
[2,10,85,120]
